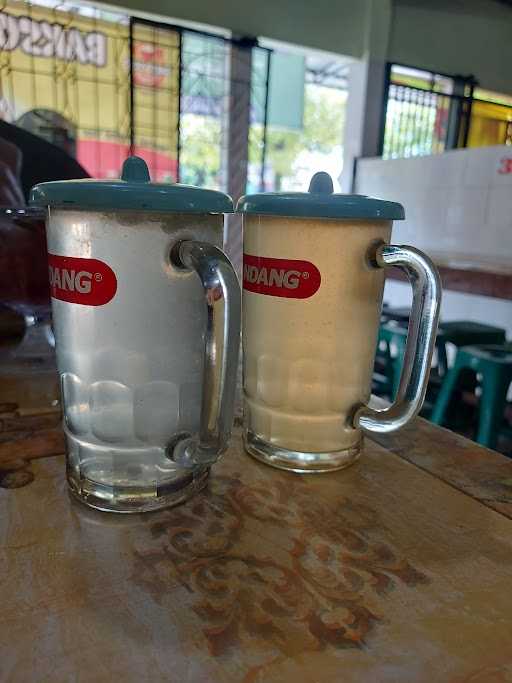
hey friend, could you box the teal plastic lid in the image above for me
[30,156,233,214]
[237,171,404,221]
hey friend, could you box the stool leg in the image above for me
[437,341,448,377]
[476,370,512,450]
[431,359,463,426]
[385,341,394,396]
[391,338,407,400]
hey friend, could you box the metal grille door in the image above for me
[380,65,475,159]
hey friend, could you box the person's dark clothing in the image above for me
[0,120,88,201]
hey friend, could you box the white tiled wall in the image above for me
[355,145,512,259]
[356,146,512,332]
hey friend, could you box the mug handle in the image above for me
[353,243,441,434]
[169,240,241,467]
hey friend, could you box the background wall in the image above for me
[97,0,377,58]
[389,0,512,95]
[355,145,512,334]
[355,145,512,260]
[98,0,512,95]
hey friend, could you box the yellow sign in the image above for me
[0,0,179,180]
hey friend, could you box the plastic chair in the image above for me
[376,323,408,399]
[375,323,445,401]
[436,321,506,375]
[431,344,512,450]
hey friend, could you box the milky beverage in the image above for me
[243,214,392,466]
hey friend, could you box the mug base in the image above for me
[64,428,211,513]
[244,431,361,473]
[67,466,210,514]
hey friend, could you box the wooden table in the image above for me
[387,252,512,300]
[1,399,512,682]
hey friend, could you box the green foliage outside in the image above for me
[179,114,222,188]
[251,84,346,190]
[179,83,346,190]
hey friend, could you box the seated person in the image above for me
[0,137,24,206]
[0,119,88,203]
[0,120,88,309]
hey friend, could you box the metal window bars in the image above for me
[380,63,512,159]
[0,0,271,193]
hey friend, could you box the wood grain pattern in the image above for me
[134,473,427,658]
[0,426,65,465]
[1,431,512,682]
[375,417,512,519]
[0,410,61,433]
[0,404,62,487]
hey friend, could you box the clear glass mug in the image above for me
[240,187,441,473]
[31,160,240,512]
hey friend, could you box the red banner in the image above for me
[48,254,117,306]
[243,253,321,299]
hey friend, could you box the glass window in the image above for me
[249,51,347,192]
[179,31,229,189]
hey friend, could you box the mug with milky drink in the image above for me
[237,172,441,473]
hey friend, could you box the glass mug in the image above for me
[30,157,240,512]
[238,172,441,472]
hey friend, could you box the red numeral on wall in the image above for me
[498,157,512,174]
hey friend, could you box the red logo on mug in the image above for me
[48,254,117,306]
[243,254,321,299]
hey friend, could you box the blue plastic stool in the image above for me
[431,344,512,450]
[436,321,506,376]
